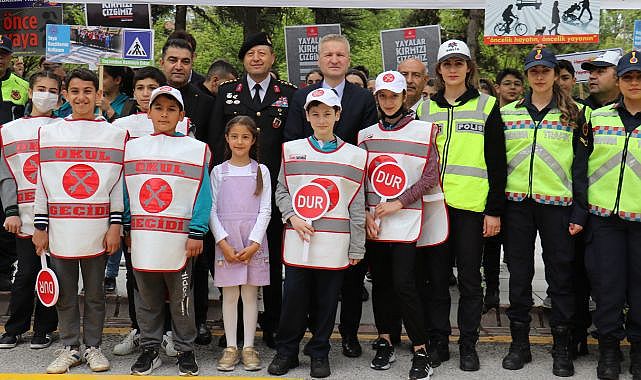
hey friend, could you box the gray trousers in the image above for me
[134,258,196,352]
[51,254,108,348]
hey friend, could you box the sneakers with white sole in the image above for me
[46,347,82,374]
[84,347,110,372]
[113,328,140,355]
[162,331,178,357]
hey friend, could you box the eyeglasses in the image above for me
[500,81,523,87]
[306,79,322,85]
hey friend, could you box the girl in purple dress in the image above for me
[210,116,271,372]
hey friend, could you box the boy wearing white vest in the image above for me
[268,89,366,379]
[32,68,127,374]
[123,86,211,376]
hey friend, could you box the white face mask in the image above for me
[31,91,59,112]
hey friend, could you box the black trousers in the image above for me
[3,238,57,336]
[585,215,641,341]
[573,231,592,339]
[276,265,344,358]
[338,259,367,339]
[368,241,426,346]
[504,200,575,327]
[193,232,215,326]
[0,208,16,277]
[260,217,284,333]
[482,232,502,292]
[418,242,452,340]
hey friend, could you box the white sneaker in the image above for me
[113,329,140,356]
[84,347,110,372]
[46,347,82,374]
[162,331,178,357]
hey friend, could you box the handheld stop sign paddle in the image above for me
[292,182,330,262]
[370,162,408,225]
[35,252,59,307]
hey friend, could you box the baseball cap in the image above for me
[524,48,557,71]
[581,50,621,71]
[149,86,184,110]
[304,88,341,110]
[374,70,407,94]
[238,32,273,60]
[0,35,13,54]
[437,40,471,63]
[617,50,641,77]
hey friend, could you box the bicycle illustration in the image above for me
[494,17,528,36]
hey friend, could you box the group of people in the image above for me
[0,26,639,380]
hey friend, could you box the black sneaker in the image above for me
[132,348,161,375]
[310,356,331,378]
[0,333,20,349]
[30,333,53,349]
[371,338,395,370]
[409,348,433,380]
[104,277,116,293]
[268,353,300,376]
[177,350,199,376]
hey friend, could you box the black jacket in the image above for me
[178,82,215,145]
[283,81,378,145]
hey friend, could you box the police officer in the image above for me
[580,50,621,110]
[500,48,588,377]
[578,50,641,380]
[211,32,297,348]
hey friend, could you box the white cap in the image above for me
[304,88,341,110]
[374,70,407,94]
[149,85,184,110]
[581,50,622,70]
[437,39,471,63]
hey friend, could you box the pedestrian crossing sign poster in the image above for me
[123,29,152,60]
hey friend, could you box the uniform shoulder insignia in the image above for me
[219,79,239,87]
[277,78,298,89]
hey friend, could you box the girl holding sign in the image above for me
[358,70,439,380]
[0,71,61,350]
[210,115,271,372]
[268,88,367,379]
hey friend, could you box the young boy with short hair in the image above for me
[33,68,127,374]
[124,86,211,376]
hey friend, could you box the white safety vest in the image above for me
[124,133,208,271]
[38,118,127,258]
[358,119,432,243]
[282,138,366,269]
[0,116,59,237]
[112,113,191,139]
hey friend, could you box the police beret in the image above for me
[238,32,273,61]
[0,35,13,54]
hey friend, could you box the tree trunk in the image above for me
[243,7,259,39]
[175,5,187,31]
[466,9,483,61]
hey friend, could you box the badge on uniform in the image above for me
[273,117,282,129]
[271,96,289,108]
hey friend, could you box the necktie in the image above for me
[252,83,261,105]
[331,88,339,97]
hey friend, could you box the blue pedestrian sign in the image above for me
[635,20,641,50]
[123,30,153,60]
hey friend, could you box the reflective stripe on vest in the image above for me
[501,101,575,206]
[358,119,431,242]
[588,106,641,221]
[38,119,126,258]
[125,134,207,271]
[282,138,366,269]
[420,93,493,212]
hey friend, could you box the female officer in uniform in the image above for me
[419,40,506,371]
[578,50,641,380]
[500,47,587,377]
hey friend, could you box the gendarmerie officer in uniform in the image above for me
[210,32,297,348]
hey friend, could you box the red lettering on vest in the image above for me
[48,203,110,218]
[55,148,112,162]
[17,189,35,204]
[131,215,188,234]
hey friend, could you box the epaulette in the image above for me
[219,79,240,87]
[276,78,298,89]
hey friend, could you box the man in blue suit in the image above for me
[283,34,377,359]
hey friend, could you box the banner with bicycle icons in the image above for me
[484,0,599,44]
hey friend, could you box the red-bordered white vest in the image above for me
[113,113,190,139]
[282,138,366,269]
[358,117,446,244]
[1,116,59,237]
[38,118,127,258]
[124,133,209,272]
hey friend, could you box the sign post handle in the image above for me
[374,196,387,227]
[40,252,47,270]
[302,218,311,262]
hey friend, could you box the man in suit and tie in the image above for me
[283,34,378,358]
[210,32,297,348]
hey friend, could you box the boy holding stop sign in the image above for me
[268,89,367,378]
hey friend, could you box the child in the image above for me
[211,115,271,372]
[112,66,191,138]
[124,86,211,376]
[0,71,61,350]
[32,68,127,374]
[267,89,367,379]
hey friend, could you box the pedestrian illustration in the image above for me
[578,0,592,21]
[550,1,560,35]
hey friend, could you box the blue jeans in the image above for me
[105,248,122,279]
